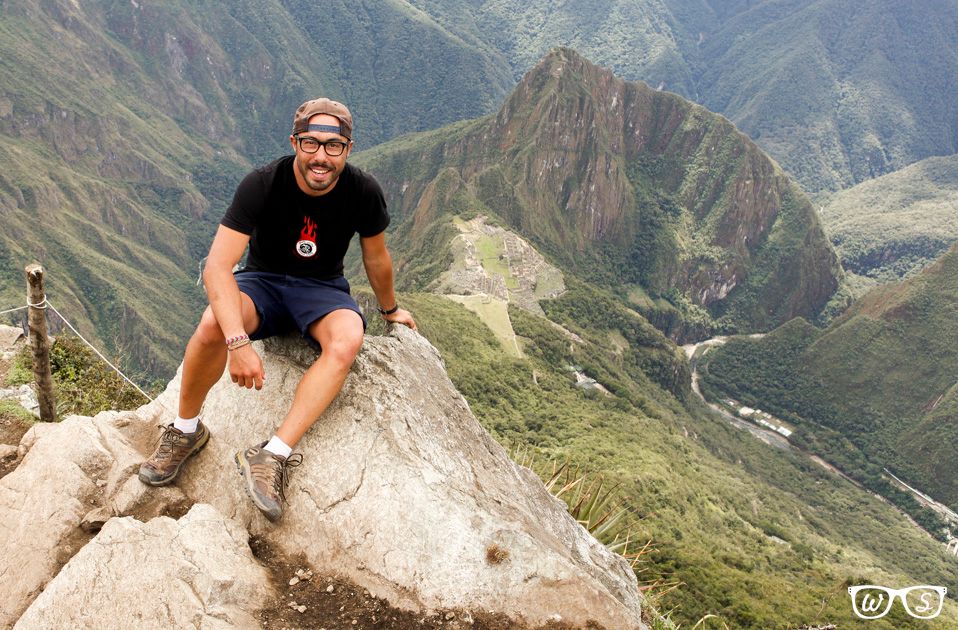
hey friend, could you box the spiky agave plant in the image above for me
[514,445,650,559]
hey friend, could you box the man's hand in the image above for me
[228,344,266,389]
[382,308,417,331]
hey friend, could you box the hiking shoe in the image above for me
[138,422,210,486]
[234,442,302,522]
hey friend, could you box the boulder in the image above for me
[15,504,269,629]
[0,411,188,626]
[0,444,16,462]
[137,325,644,628]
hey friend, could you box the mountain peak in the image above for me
[369,49,840,334]
[534,46,598,74]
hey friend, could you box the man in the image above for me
[138,98,416,521]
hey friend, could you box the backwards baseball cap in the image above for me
[292,97,353,139]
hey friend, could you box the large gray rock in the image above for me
[0,383,39,417]
[15,503,269,629]
[0,324,23,354]
[0,411,188,626]
[137,325,644,628]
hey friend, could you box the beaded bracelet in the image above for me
[227,338,252,352]
[378,304,399,316]
[226,334,250,350]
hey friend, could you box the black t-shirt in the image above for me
[220,156,390,279]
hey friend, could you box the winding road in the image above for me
[683,337,791,450]
[685,336,958,540]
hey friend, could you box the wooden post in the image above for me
[25,264,56,422]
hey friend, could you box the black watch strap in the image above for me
[378,304,399,315]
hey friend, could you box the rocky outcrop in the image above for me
[144,326,643,627]
[15,504,269,629]
[0,325,23,353]
[0,411,189,626]
[0,327,645,628]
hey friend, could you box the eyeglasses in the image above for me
[295,136,348,156]
[848,585,947,619]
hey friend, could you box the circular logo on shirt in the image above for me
[296,240,317,257]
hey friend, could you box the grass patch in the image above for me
[0,399,35,425]
[475,233,518,290]
[443,295,522,358]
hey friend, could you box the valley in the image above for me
[820,154,958,296]
[687,335,958,552]
[356,191,958,624]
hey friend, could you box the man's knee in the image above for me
[192,307,224,346]
[321,329,363,370]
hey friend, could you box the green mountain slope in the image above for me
[0,0,514,377]
[405,0,958,192]
[689,0,958,192]
[356,48,841,341]
[406,0,694,92]
[367,290,958,628]
[701,242,958,513]
[1,4,953,625]
[3,0,954,378]
[821,154,958,292]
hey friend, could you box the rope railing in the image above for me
[1,296,154,402]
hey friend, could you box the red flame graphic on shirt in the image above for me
[300,217,317,241]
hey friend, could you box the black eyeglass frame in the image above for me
[295,136,349,156]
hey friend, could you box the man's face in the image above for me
[290,113,352,196]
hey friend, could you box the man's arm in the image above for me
[360,232,417,330]
[204,224,265,388]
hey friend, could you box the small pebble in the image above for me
[296,605,306,613]
[326,584,335,593]
[288,577,300,586]
[445,612,456,620]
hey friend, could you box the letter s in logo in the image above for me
[915,592,935,614]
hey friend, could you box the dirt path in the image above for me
[251,536,604,629]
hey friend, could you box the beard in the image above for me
[296,155,343,194]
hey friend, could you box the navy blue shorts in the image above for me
[234,271,366,346]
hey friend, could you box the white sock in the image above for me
[263,435,293,459]
[173,415,200,434]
